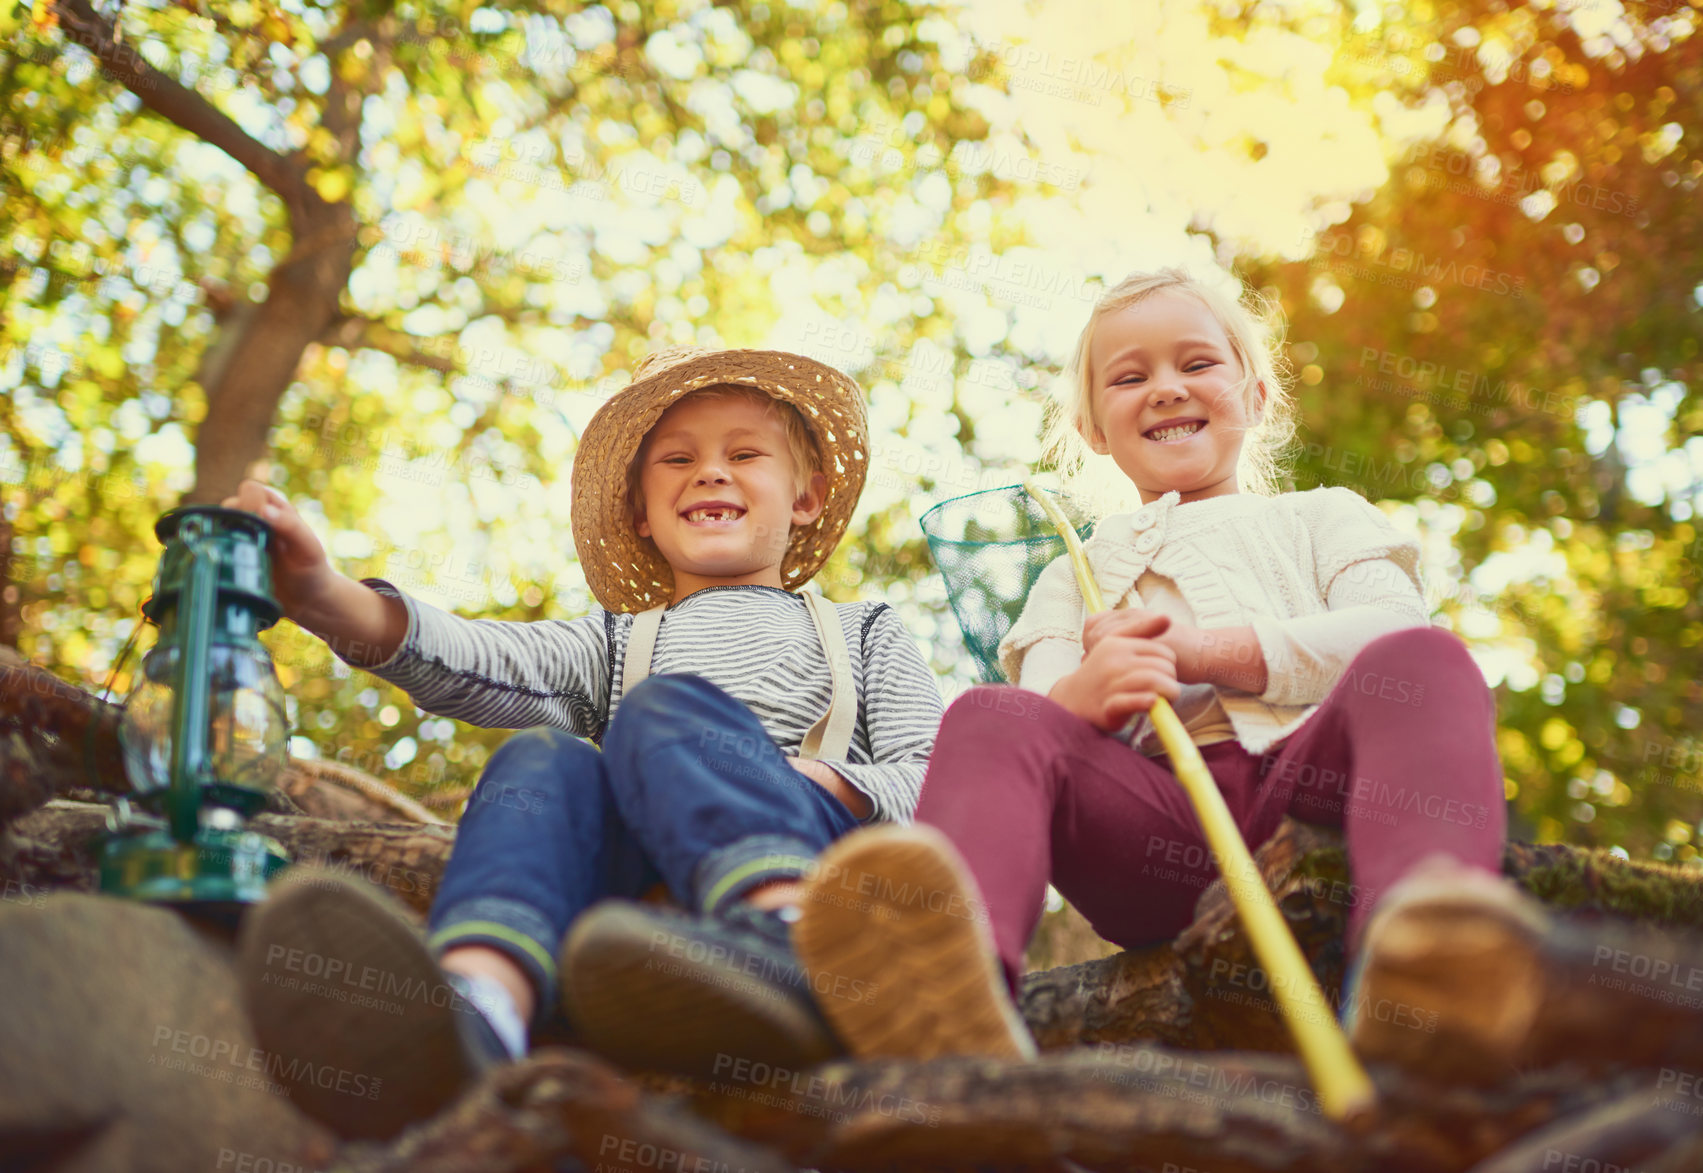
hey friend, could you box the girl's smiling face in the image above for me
[1086,291,1265,504]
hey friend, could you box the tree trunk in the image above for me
[0,518,21,650]
[185,199,358,504]
[51,0,366,506]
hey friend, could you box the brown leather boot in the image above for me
[792,824,1036,1061]
[1344,860,1549,1083]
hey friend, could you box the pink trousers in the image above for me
[915,627,1507,988]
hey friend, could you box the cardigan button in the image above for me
[1134,528,1162,555]
[1131,508,1158,532]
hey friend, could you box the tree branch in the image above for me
[319,316,456,373]
[50,0,315,212]
[695,1053,1629,1173]
[0,655,441,833]
[320,17,378,166]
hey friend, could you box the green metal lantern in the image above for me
[101,506,292,907]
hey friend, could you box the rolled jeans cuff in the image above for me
[428,896,560,1023]
[693,833,820,917]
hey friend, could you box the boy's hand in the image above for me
[788,757,874,819]
[220,478,408,664]
[220,479,338,624]
[1050,609,1180,732]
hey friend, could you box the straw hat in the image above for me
[570,346,869,613]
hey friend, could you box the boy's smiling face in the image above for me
[634,391,826,603]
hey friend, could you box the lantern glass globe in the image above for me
[121,643,289,797]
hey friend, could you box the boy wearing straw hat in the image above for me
[226,346,942,1139]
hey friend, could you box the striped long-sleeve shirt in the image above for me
[353,580,943,823]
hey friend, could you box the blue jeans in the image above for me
[425,674,862,1020]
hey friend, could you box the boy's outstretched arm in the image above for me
[225,479,610,735]
[222,478,409,665]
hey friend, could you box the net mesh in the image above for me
[919,485,1095,684]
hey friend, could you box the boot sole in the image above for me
[560,902,840,1079]
[1348,874,1546,1081]
[234,868,479,1139]
[793,825,1036,1061]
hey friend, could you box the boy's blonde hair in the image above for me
[1045,266,1295,505]
[627,384,823,521]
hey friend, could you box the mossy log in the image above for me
[0,654,442,828]
[682,1054,1657,1173]
[13,657,1703,1170]
[2,800,453,917]
[1018,819,1703,1054]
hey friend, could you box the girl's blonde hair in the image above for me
[1044,266,1296,508]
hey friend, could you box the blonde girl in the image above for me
[794,266,1540,1080]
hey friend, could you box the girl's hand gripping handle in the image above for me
[1049,610,1182,732]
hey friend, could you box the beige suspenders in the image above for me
[621,592,855,761]
[622,605,667,700]
[795,591,857,763]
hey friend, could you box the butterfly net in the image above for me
[918,485,1095,684]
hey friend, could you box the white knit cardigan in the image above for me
[999,486,1433,754]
